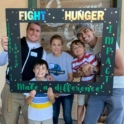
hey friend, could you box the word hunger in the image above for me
[65,10,104,21]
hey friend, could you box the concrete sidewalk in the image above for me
[18,115,77,124]
[0,114,104,124]
[18,115,104,124]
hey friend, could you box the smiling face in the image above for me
[77,28,94,44]
[71,42,85,59]
[50,38,63,57]
[26,23,41,43]
[33,64,48,80]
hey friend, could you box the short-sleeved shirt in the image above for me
[72,53,97,82]
[46,51,73,96]
[24,78,53,121]
[86,37,124,88]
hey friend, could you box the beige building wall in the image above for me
[0,0,124,120]
[0,0,28,107]
[120,1,124,57]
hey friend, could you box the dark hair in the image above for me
[70,39,85,52]
[27,22,42,32]
[50,34,63,45]
[33,60,49,71]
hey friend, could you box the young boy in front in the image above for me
[70,40,98,124]
[24,60,55,124]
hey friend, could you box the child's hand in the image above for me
[82,64,94,76]
[46,75,54,81]
[47,88,54,98]
[29,90,36,98]
[47,88,56,103]
[77,67,84,76]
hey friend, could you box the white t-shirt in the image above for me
[85,37,124,88]
[113,44,124,88]
[85,37,102,82]
[24,78,53,121]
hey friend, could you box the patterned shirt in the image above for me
[24,78,53,121]
[72,53,97,82]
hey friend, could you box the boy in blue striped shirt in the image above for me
[24,60,56,124]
